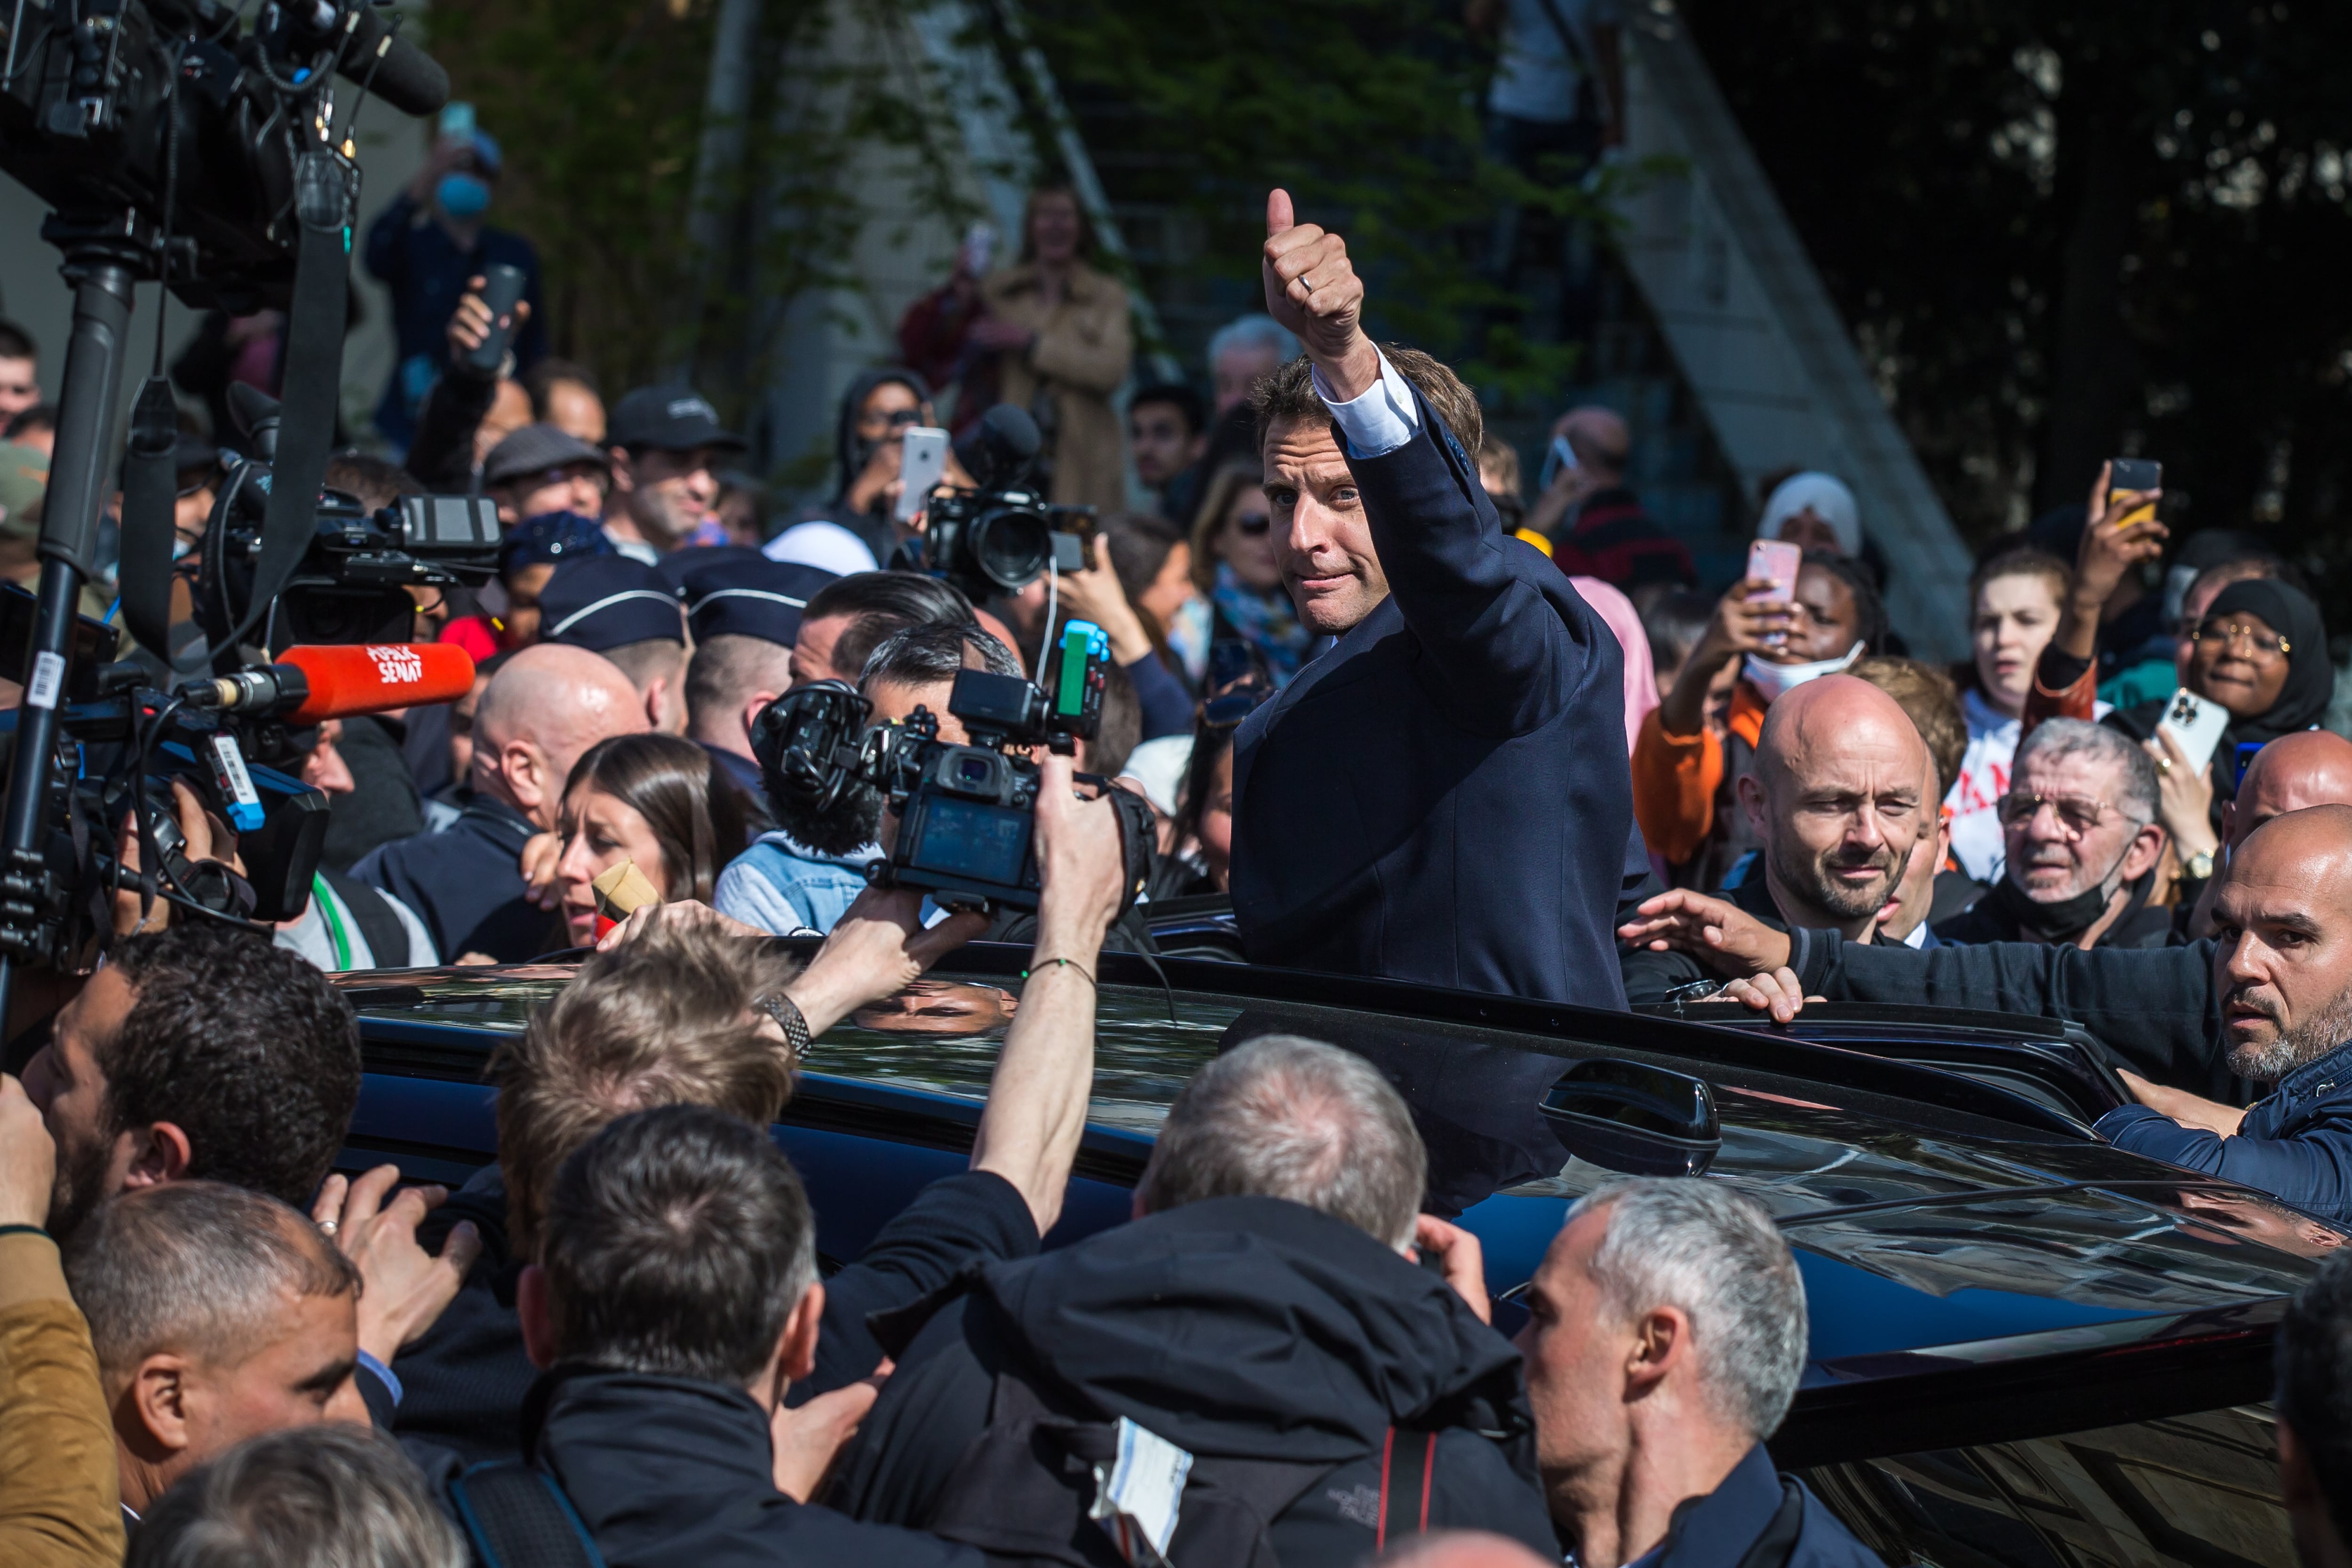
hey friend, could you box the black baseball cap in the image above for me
[539,555,685,651]
[607,385,745,454]
[682,558,840,647]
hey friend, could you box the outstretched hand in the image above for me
[1616,889,1794,977]
[1262,189,1378,401]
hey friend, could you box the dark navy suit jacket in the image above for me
[1231,383,1632,1008]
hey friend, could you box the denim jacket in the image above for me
[2098,1039,2352,1224]
[713,833,876,935]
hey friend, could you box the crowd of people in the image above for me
[0,90,2345,1564]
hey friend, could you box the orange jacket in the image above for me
[1631,682,1768,868]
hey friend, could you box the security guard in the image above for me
[538,554,691,733]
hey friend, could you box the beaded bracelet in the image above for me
[1022,955,1098,988]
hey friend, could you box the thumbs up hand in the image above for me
[1261,188,1378,400]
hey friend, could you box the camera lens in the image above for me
[969,503,1051,592]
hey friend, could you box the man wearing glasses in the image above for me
[1933,717,2173,950]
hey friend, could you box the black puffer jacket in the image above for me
[829,1195,1556,1564]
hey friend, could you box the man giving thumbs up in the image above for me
[1228,189,1637,1009]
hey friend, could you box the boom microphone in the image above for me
[183,643,477,724]
[338,6,453,118]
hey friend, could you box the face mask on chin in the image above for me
[1743,640,1864,702]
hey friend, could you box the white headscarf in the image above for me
[764,520,880,576]
[1759,472,1861,557]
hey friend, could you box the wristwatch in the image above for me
[752,990,813,1060]
[2185,849,2215,882]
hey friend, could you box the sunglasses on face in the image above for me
[2193,618,2289,658]
[1232,512,1272,537]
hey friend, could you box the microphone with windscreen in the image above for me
[181,643,477,725]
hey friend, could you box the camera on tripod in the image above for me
[0,0,458,990]
[751,619,1156,914]
[911,405,1097,604]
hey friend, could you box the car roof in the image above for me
[339,944,2342,1459]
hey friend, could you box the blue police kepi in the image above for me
[538,555,688,653]
[673,554,839,801]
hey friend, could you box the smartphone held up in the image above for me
[2106,457,2161,531]
[1746,538,1802,650]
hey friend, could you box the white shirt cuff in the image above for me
[1311,350,1421,459]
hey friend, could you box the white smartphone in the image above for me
[2157,687,2232,776]
[895,427,950,524]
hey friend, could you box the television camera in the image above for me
[751,619,1156,914]
[0,0,458,1010]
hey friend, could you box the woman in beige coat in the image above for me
[972,187,1133,515]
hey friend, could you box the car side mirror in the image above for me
[1538,1059,1721,1177]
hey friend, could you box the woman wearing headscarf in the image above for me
[2127,576,2331,908]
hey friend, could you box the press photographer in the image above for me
[1232,190,1634,1006]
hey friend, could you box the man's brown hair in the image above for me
[1250,343,1482,459]
[491,919,801,1257]
[1851,655,1965,800]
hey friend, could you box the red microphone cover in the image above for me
[278,644,478,724]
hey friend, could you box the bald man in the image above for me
[1374,1533,1557,1568]
[1730,675,1931,943]
[1532,404,1695,591]
[354,644,649,962]
[2098,807,2352,1223]
[2179,729,2352,940]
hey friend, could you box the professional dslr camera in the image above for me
[752,620,1156,913]
[909,405,1096,604]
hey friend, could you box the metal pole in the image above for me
[0,234,139,1022]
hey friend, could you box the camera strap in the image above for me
[117,375,180,660]
[224,151,356,656]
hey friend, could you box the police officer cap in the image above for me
[539,554,684,652]
[652,544,767,598]
[607,385,745,454]
[683,558,838,647]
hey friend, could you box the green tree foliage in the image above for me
[424,0,722,391]
[1022,0,1610,402]
[1685,0,2352,578]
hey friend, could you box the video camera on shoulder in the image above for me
[752,619,1154,914]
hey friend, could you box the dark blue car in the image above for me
[339,946,2332,1567]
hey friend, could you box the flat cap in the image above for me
[483,422,612,487]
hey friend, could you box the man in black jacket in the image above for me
[381,753,1117,1463]
[1931,717,2172,950]
[1517,1179,1883,1568]
[1231,190,1632,1007]
[828,1035,1558,1564]
[501,1104,979,1567]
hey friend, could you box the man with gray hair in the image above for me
[832,1035,1557,1563]
[1208,313,1301,416]
[1515,1179,1885,1568]
[63,1182,370,1523]
[126,1425,462,1568]
[1934,716,2172,950]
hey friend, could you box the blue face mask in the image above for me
[436,172,491,220]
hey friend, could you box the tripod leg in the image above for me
[0,248,138,1020]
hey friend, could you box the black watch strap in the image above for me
[754,990,812,1059]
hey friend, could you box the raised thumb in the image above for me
[1266,187,1294,238]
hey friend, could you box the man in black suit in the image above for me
[1231,190,1632,1008]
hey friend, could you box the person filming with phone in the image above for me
[2027,461,2334,865]
[1629,547,1887,891]
[1228,189,1634,1006]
